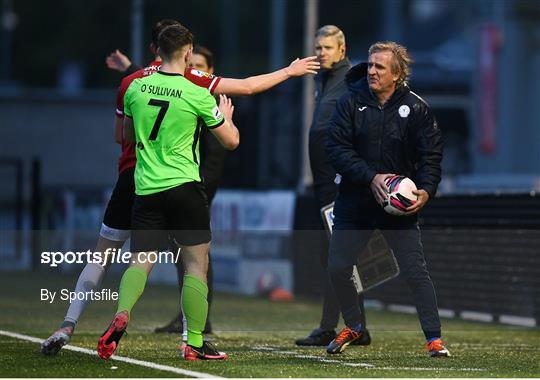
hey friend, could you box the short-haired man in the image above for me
[295,25,370,347]
[325,41,448,357]
[98,24,238,361]
[154,45,224,335]
[41,19,318,356]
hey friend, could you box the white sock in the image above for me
[63,263,106,326]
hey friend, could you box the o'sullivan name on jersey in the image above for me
[140,84,182,99]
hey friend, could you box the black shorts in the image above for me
[130,181,211,251]
[102,167,135,230]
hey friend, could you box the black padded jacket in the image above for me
[326,63,443,199]
[308,58,351,205]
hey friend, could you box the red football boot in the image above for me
[97,311,129,360]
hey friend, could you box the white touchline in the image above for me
[252,346,375,368]
[252,346,484,372]
[0,330,223,379]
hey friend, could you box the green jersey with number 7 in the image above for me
[124,71,225,195]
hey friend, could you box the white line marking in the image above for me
[364,299,384,310]
[252,346,484,372]
[460,311,494,323]
[375,366,483,371]
[0,330,223,378]
[499,315,536,327]
[253,346,374,368]
[452,342,536,348]
[438,308,456,318]
[387,304,417,314]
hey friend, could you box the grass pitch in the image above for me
[0,271,538,377]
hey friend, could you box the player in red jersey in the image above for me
[41,19,319,356]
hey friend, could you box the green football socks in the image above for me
[182,275,208,348]
[117,266,147,315]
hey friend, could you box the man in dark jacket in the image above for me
[325,41,449,357]
[295,25,370,347]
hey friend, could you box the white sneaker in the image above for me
[41,326,73,356]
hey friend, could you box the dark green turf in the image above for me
[0,271,538,377]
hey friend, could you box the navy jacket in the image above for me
[308,58,351,204]
[326,64,443,199]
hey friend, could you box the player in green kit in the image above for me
[97,24,238,361]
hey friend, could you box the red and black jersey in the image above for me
[115,61,222,174]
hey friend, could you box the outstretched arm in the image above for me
[106,50,141,75]
[106,50,132,72]
[214,56,319,96]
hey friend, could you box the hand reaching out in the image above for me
[284,56,320,77]
[106,49,132,72]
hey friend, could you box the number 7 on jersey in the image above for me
[148,98,170,140]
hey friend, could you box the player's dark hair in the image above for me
[193,45,214,69]
[158,24,194,60]
[152,19,180,46]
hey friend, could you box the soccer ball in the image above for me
[382,175,418,216]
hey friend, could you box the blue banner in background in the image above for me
[209,190,296,294]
